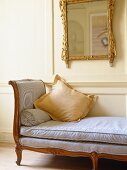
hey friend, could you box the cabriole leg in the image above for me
[15,145,22,166]
[91,152,98,170]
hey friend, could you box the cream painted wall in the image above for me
[0,0,53,82]
[0,0,127,143]
[0,0,53,142]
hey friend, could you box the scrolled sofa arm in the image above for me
[9,79,46,143]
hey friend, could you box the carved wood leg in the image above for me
[91,152,98,170]
[15,145,22,166]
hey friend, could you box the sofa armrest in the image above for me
[9,79,46,144]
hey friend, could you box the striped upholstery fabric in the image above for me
[16,80,46,113]
[20,117,127,145]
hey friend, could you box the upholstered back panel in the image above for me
[16,80,46,113]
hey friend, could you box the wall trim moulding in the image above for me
[45,81,127,88]
[0,82,9,87]
[66,82,127,88]
[0,83,13,94]
[62,74,127,83]
[0,132,14,143]
[1,81,127,89]
[43,73,127,83]
[46,82,127,95]
[43,0,55,78]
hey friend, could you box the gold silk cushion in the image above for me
[34,75,97,122]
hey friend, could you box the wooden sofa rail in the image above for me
[16,145,127,170]
[9,80,127,170]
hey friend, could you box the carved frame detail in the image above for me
[59,0,116,68]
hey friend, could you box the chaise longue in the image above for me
[9,79,127,170]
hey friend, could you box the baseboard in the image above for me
[0,132,14,143]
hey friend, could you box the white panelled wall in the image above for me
[0,0,127,143]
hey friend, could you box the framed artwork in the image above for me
[60,0,116,67]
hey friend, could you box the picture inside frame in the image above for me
[67,0,108,56]
[90,13,108,55]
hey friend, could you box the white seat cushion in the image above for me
[20,117,127,145]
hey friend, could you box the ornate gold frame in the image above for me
[59,0,116,68]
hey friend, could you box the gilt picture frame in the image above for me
[59,0,116,68]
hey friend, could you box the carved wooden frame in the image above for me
[59,0,116,67]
